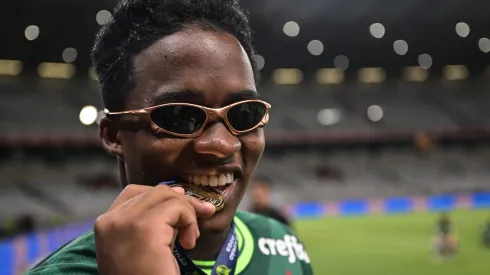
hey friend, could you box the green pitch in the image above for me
[295,209,490,275]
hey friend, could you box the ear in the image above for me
[99,116,124,158]
[118,158,128,187]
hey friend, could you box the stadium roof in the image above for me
[1,0,489,79]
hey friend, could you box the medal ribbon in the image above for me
[161,181,240,275]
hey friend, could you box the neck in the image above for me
[188,226,231,261]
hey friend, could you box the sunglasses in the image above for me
[105,100,271,138]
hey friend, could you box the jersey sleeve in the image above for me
[26,232,98,275]
[283,225,314,275]
[27,261,98,275]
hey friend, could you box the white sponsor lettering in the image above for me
[257,234,311,264]
[284,235,296,263]
[276,240,288,256]
[265,239,277,255]
[258,238,269,255]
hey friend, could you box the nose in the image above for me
[193,122,241,163]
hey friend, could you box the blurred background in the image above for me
[1,0,490,274]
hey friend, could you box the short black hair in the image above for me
[91,0,258,111]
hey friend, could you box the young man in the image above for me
[432,212,458,262]
[27,0,313,274]
[482,218,490,248]
[249,176,292,227]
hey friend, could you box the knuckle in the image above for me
[94,215,105,232]
[179,200,196,218]
[121,184,151,196]
[164,197,195,218]
[94,211,126,234]
[94,213,112,233]
[165,196,182,207]
[185,201,197,214]
[122,184,140,194]
[155,184,172,192]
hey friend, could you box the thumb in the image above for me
[171,186,185,194]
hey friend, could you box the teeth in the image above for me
[187,173,234,187]
[200,175,208,186]
[209,175,218,186]
[218,174,226,186]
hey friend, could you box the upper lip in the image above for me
[178,165,243,180]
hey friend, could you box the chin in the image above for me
[197,204,237,233]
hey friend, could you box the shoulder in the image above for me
[27,231,98,275]
[235,211,313,274]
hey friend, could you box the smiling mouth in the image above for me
[186,173,234,190]
[168,173,236,212]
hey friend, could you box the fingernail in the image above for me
[173,187,185,194]
[203,202,216,210]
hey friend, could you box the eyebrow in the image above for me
[151,89,259,106]
[224,89,259,104]
[151,89,205,105]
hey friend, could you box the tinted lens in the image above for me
[150,105,206,134]
[227,102,267,131]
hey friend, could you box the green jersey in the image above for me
[27,211,313,275]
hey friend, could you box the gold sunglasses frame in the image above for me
[105,99,271,138]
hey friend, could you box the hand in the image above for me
[94,184,216,275]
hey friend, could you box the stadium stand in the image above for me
[256,148,490,203]
[2,147,489,227]
[1,79,490,135]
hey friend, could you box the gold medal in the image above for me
[169,183,224,211]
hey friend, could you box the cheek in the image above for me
[240,129,265,170]
[120,132,190,184]
[119,129,265,185]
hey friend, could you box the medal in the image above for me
[159,181,237,275]
[167,182,225,211]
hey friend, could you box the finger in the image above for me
[179,223,200,249]
[186,196,216,218]
[111,183,183,211]
[141,198,199,248]
[171,186,185,194]
[127,185,216,216]
[169,186,214,216]
[114,185,215,220]
[109,184,152,210]
[126,184,184,213]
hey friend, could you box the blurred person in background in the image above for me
[0,215,35,240]
[482,218,490,248]
[14,214,36,235]
[27,0,312,274]
[249,176,292,227]
[0,219,14,239]
[432,212,459,262]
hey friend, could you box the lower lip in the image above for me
[207,181,235,202]
[201,180,237,203]
[178,180,237,207]
[221,181,235,202]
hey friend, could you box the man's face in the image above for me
[101,25,265,233]
[249,181,271,207]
